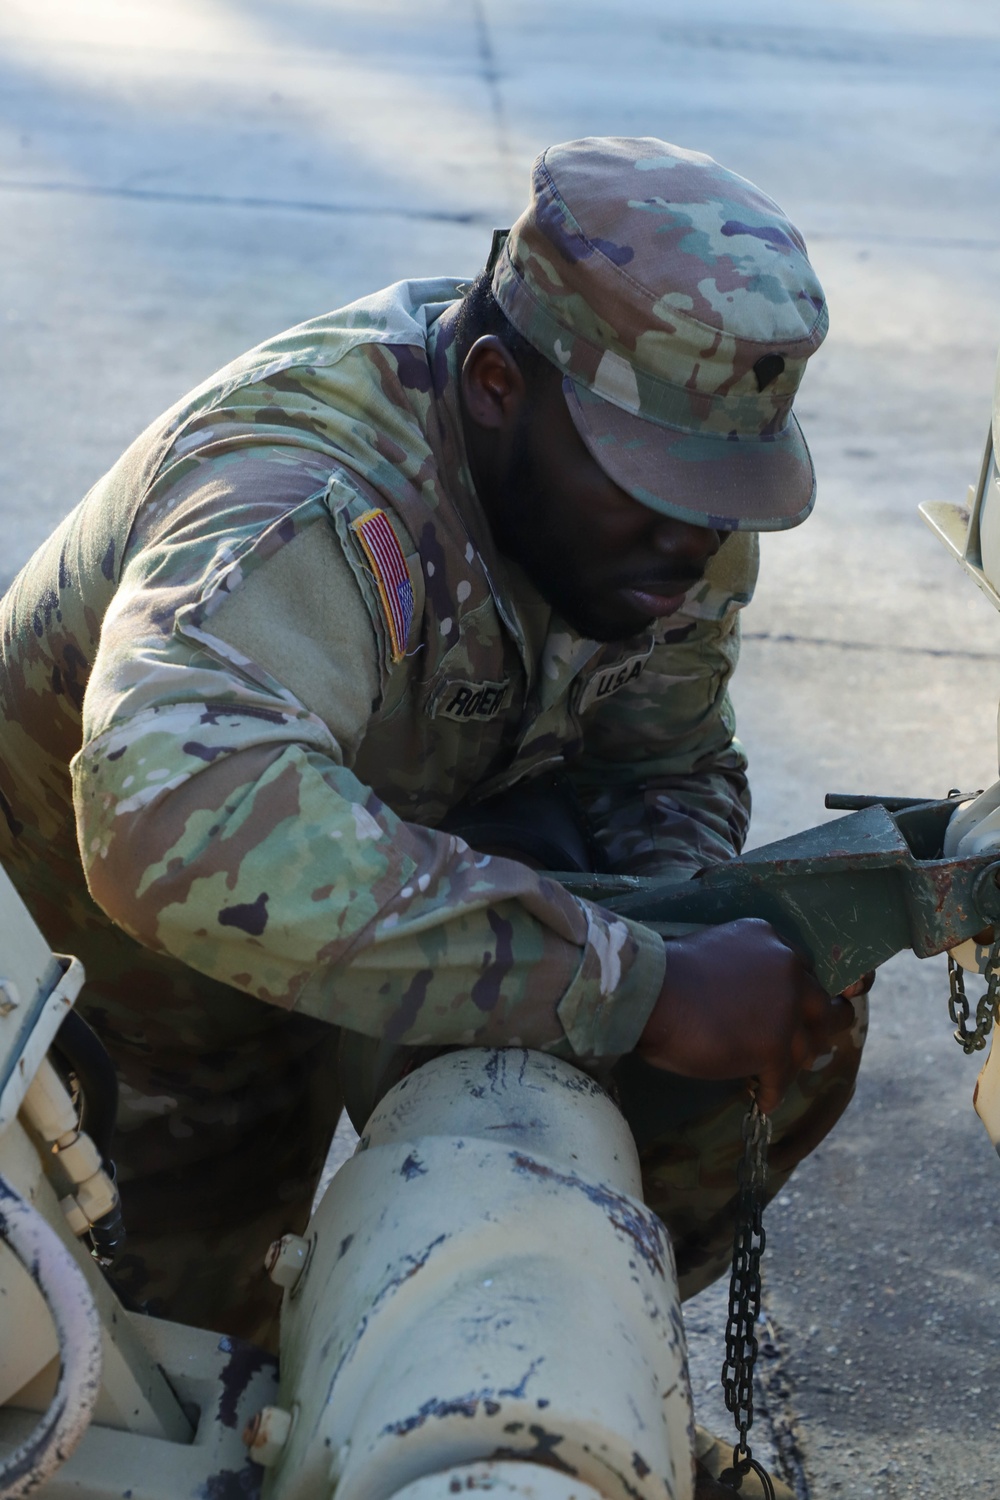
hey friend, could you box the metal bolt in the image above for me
[264,1232,311,1290]
[243,1405,293,1466]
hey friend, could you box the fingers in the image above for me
[755,984,857,1115]
[753,1072,784,1118]
[639,918,861,1115]
[814,992,857,1036]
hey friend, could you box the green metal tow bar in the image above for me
[562,796,999,998]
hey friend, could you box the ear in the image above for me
[461,335,527,432]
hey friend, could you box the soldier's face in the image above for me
[489,363,725,642]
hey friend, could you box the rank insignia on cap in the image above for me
[350,508,415,663]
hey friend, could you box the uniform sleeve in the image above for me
[570,532,759,879]
[72,456,664,1062]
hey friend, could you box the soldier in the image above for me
[0,137,864,1487]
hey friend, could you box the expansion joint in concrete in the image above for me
[471,0,517,202]
[755,1297,812,1500]
[743,629,999,663]
[807,230,1000,252]
[0,179,494,226]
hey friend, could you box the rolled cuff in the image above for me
[556,905,665,1059]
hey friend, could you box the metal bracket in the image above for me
[563,799,1000,996]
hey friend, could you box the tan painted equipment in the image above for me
[922,418,1000,1151]
[0,857,694,1499]
[264,1049,692,1500]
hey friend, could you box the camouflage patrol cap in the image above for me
[491,137,828,531]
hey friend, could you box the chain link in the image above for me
[947,935,1000,1054]
[719,1098,775,1498]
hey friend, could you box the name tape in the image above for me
[433,679,511,722]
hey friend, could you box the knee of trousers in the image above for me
[630,990,869,1298]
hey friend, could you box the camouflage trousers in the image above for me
[617,985,868,1300]
[105,991,867,1351]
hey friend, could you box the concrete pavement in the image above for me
[2,2,999,1494]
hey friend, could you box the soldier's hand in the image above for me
[636,917,854,1116]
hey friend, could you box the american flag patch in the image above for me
[350,508,414,663]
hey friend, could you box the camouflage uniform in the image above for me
[0,139,860,1347]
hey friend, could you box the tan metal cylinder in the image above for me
[264,1048,693,1500]
[388,1459,608,1497]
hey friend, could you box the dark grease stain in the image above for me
[215,1334,276,1430]
[198,1465,263,1500]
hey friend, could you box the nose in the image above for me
[649,517,725,565]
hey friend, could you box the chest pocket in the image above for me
[409,598,524,802]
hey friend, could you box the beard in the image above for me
[487,418,682,643]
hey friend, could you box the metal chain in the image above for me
[947,935,1000,1054]
[719,1098,775,1499]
